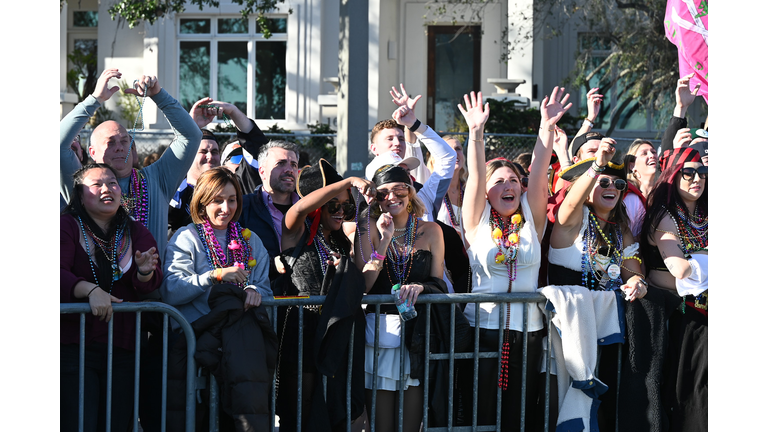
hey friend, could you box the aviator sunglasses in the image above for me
[680,166,707,181]
[375,185,410,202]
[598,177,627,191]
[325,200,356,220]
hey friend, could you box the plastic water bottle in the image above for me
[392,283,417,321]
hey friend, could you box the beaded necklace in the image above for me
[581,210,624,291]
[312,223,340,276]
[386,213,418,287]
[195,220,256,289]
[77,216,126,293]
[122,169,150,227]
[489,207,524,391]
[444,182,464,231]
[666,203,708,313]
[670,203,708,256]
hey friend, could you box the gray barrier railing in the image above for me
[61,292,624,432]
[60,302,198,432]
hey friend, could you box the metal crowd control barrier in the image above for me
[61,293,624,432]
[60,302,198,432]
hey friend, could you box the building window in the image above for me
[67,9,99,101]
[178,16,287,120]
[577,34,650,131]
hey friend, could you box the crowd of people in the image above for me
[60,68,707,432]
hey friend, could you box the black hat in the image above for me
[559,156,626,182]
[689,140,708,160]
[569,131,605,160]
[297,158,343,198]
[371,164,412,187]
[201,129,219,144]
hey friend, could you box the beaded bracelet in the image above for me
[591,161,606,172]
[371,250,385,261]
[623,255,643,265]
[87,286,99,298]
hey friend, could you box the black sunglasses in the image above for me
[680,166,707,181]
[598,177,627,191]
[375,185,410,202]
[325,201,356,220]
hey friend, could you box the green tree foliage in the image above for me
[105,0,291,37]
[66,45,98,102]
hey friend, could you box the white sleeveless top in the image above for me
[464,194,544,332]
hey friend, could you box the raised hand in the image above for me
[135,247,159,276]
[553,126,568,155]
[390,83,422,110]
[673,127,692,149]
[585,87,603,122]
[676,73,701,110]
[124,75,161,97]
[457,91,490,131]
[188,97,218,128]
[392,105,417,128]
[540,86,572,127]
[350,177,376,199]
[595,137,617,167]
[92,69,122,104]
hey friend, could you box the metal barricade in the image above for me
[60,302,198,432]
[61,293,624,432]
[261,291,625,432]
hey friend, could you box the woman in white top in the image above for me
[458,88,571,430]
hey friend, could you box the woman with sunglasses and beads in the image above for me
[61,163,162,432]
[456,88,569,431]
[547,139,646,430]
[355,163,445,432]
[642,147,707,432]
[274,159,375,432]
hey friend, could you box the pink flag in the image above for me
[664,0,708,103]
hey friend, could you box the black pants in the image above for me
[458,327,545,432]
[60,343,136,432]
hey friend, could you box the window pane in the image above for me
[179,42,210,111]
[261,18,287,34]
[180,19,211,34]
[73,11,98,27]
[578,56,610,128]
[433,31,477,132]
[218,42,248,114]
[254,42,287,119]
[219,18,248,34]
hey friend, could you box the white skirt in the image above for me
[364,345,420,391]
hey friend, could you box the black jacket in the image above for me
[239,186,282,279]
[168,284,279,432]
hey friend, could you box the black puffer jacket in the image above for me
[168,284,278,432]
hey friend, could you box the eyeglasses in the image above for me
[325,201,356,220]
[598,177,627,191]
[375,185,410,202]
[680,166,707,181]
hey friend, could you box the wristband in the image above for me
[586,167,599,179]
[371,251,385,261]
[583,118,595,127]
[216,268,223,283]
[138,267,154,276]
[87,286,99,298]
[591,161,606,172]
[408,119,421,132]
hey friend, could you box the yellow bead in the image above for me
[241,228,252,240]
[511,214,522,225]
[492,227,503,240]
[509,233,519,244]
[248,258,257,268]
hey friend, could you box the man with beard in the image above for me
[239,140,301,278]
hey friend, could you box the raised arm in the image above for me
[574,87,602,137]
[661,74,699,157]
[136,77,204,198]
[529,87,572,240]
[390,84,431,183]
[60,69,122,203]
[555,138,617,230]
[457,91,490,243]
[281,177,375,250]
